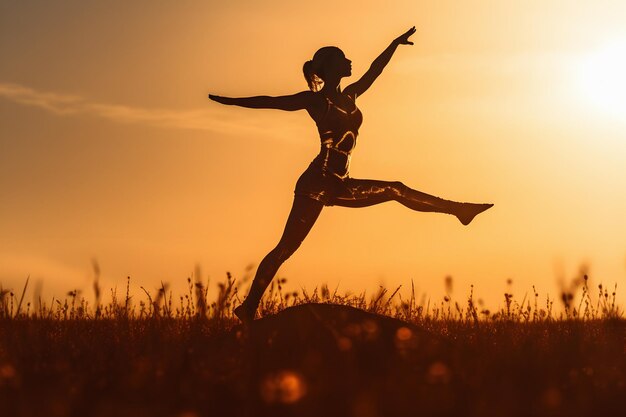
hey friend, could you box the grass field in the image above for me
[0,274,624,417]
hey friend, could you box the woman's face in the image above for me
[326,49,352,79]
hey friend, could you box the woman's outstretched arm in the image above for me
[344,26,416,98]
[208,91,314,111]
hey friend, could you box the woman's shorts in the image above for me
[294,164,354,206]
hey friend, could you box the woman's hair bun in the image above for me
[303,59,322,91]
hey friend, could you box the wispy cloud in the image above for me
[0,82,303,139]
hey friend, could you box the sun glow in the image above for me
[577,38,626,121]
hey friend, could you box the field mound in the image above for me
[226,303,456,417]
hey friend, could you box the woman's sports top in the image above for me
[310,94,363,179]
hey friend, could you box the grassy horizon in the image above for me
[0,270,622,323]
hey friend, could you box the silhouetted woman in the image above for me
[209,27,493,324]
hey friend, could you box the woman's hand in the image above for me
[394,26,416,46]
[208,94,230,104]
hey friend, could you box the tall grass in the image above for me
[0,271,622,324]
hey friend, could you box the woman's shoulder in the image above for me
[298,90,328,104]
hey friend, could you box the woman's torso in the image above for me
[309,92,363,178]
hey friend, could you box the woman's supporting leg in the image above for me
[330,178,492,225]
[235,195,324,323]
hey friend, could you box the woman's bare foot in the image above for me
[234,301,256,325]
[455,203,494,225]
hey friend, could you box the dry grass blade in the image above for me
[15,275,30,318]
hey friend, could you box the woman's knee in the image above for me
[272,240,301,263]
[387,181,407,198]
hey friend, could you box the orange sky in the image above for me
[1,0,625,310]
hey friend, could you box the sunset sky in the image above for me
[1,0,625,309]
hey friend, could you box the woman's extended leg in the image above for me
[235,195,324,323]
[329,178,493,225]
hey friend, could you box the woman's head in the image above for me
[303,46,352,91]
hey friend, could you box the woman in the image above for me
[209,26,493,324]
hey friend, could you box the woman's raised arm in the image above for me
[344,26,416,98]
[208,91,314,111]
